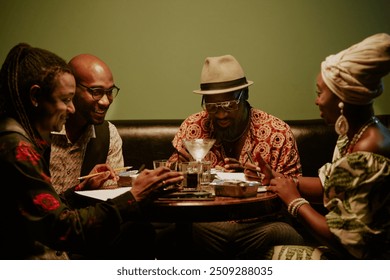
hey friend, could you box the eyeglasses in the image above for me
[78,83,120,101]
[201,90,243,113]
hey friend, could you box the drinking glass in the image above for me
[183,139,216,162]
[179,161,201,191]
[153,159,177,170]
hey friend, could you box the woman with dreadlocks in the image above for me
[0,43,183,259]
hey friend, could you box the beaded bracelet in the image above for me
[291,200,309,217]
[287,198,306,214]
[287,197,309,217]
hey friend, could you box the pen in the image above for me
[77,166,133,180]
[246,151,261,178]
[137,164,146,174]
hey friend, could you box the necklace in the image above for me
[345,116,378,154]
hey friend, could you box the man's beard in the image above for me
[214,118,243,143]
[212,104,250,143]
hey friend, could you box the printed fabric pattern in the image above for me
[169,108,301,176]
[0,118,135,259]
[50,122,123,193]
[319,151,390,259]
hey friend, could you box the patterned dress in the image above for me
[169,108,302,176]
[0,117,141,259]
[267,135,390,259]
[318,135,390,259]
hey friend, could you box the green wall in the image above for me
[1,0,389,120]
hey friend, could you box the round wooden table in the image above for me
[147,191,281,222]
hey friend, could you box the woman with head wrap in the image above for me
[246,33,390,259]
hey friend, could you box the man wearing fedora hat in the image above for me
[168,54,304,259]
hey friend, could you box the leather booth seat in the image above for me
[111,115,390,177]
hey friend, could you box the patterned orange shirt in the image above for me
[169,108,302,176]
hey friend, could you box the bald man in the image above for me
[50,54,124,194]
[49,55,158,260]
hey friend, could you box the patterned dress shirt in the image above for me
[169,108,302,177]
[50,122,124,193]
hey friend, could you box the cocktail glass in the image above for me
[183,138,216,162]
[183,138,216,190]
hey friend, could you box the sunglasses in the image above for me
[201,90,243,113]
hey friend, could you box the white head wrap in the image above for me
[321,33,390,105]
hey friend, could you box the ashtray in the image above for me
[214,180,260,198]
[118,170,138,187]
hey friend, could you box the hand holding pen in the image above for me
[78,166,133,180]
[75,164,131,191]
[245,151,262,179]
[245,151,275,185]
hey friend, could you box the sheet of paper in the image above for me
[215,172,246,181]
[75,187,131,201]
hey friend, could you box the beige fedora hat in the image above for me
[193,54,254,95]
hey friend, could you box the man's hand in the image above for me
[130,167,184,201]
[76,163,118,190]
[223,157,245,172]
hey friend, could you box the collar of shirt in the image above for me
[51,124,96,145]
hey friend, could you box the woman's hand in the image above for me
[267,177,301,206]
[130,167,184,201]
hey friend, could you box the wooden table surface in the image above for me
[146,191,282,222]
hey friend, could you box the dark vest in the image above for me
[80,121,110,177]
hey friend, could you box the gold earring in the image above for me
[335,102,349,136]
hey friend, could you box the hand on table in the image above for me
[267,176,301,205]
[131,166,184,201]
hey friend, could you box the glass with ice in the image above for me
[183,138,216,162]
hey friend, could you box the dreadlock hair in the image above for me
[0,43,72,150]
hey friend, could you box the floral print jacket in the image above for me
[0,117,141,259]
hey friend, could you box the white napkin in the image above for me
[213,172,266,192]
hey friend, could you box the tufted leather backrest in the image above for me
[111,115,390,176]
[286,119,337,176]
[112,119,182,170]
